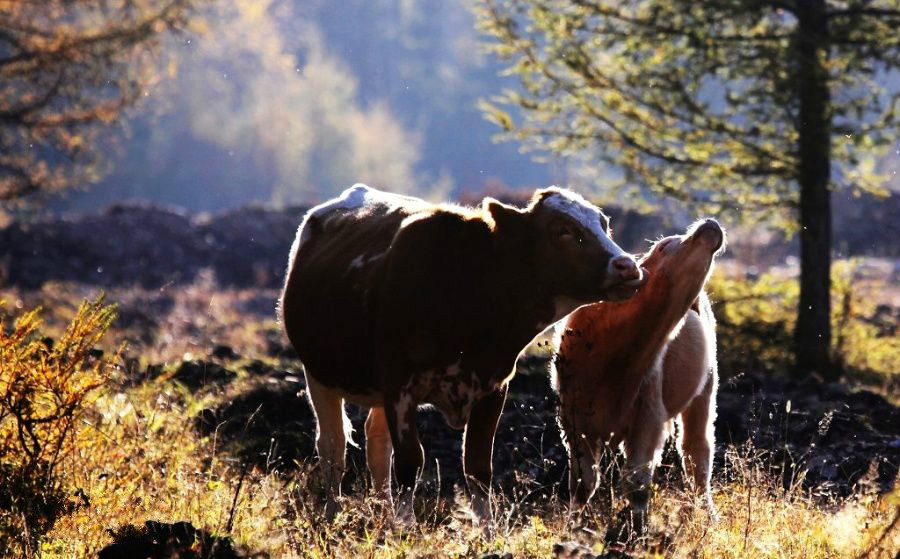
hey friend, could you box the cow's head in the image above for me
[483,187,645,309]
[640,218,726,310]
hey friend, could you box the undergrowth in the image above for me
[0,273,898,558]
[709,260,900,389]
[0,297,117,557]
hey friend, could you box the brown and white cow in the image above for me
[279,184,645,524]
[552,219,725,542]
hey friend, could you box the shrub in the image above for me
[708,263,900,383]
[0,297,117,558]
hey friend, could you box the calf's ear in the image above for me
[483,197,526,230]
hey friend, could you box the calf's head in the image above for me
[639,218,726,312]
[484,187,645,305]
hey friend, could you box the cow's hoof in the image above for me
[324,496,342,521]
[470,493,495,538]
[394,493,416,528]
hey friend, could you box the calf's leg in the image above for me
[305,374,348,520]
[463,384,508,528]
[679,373,717,515]
[613,389,666,543]
[365,407,393,504]
[385,388,423,524]
[567,432,601,512]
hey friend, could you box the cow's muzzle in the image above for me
[602,254,647,300]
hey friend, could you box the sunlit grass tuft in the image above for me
[38,366,900,558]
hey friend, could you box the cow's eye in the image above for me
[558,226,584,244]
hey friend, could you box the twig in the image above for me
[856,504,900,559]
[743,460,753,553]
[225,461,250,534]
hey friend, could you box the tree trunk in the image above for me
[794,0,834,380]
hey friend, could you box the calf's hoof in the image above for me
[604,506,648,548]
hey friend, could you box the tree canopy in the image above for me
[476,0,900,227]
[476,0,900,378]
[0,0,201,203]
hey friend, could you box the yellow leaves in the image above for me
[478,99,516,132]
[648,46,667,66]
[186,17,210,35]
[0,296,118,555]
[238,0,269,23]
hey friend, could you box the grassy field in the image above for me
[2,270,900,558]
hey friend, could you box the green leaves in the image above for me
[474,0,900,229]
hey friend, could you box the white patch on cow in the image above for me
[542,191,625,258]
[548,322,565,391]
[393,392,415,443]
[296,184,427,251]
[348,251,385,271]
[421,361,488,429]
[297,184,370,250]
[349,254,366,269]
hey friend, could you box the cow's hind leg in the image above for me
[305,373,349,520]
[365,407,393,505]
[679,373,717,517]
[384,388,423,525]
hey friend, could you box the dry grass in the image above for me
[37,373,900,558]
[1,276,898,558]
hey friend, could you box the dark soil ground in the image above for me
[187,346,900,504]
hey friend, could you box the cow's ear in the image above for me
[483,197,526,230]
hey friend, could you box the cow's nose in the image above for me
[609,254,641,281]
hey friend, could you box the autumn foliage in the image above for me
[0,297,117,557]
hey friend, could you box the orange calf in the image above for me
[552,219,725,541]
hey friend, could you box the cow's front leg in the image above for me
[385,388,423,525]
[463,383,508,531]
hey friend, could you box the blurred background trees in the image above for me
[3,0,899,379]
[44,0,554,211]
[475,0,900,379]
[0,0,203,205]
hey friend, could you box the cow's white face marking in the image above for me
[542,191,625,258]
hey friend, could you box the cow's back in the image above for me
[281,185,429,400]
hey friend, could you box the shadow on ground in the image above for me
[168,350,900,503]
